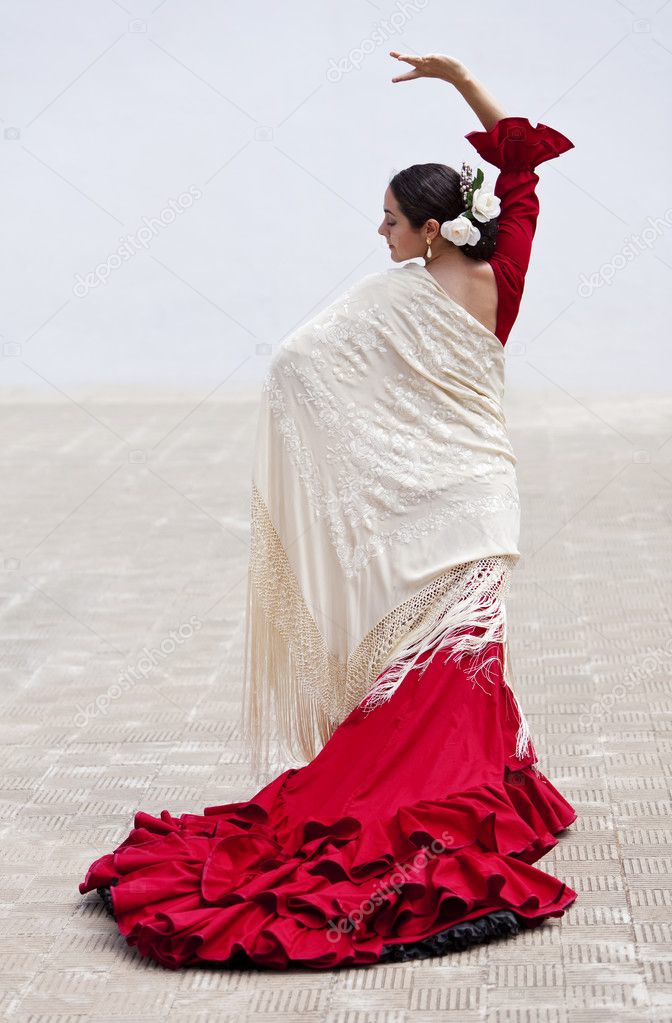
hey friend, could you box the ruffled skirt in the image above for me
[79,634,578,970]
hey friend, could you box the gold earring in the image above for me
[425,237,432,261]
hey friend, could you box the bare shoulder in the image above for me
[451,260,499,336]
[472,259,497,289]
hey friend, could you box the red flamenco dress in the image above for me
[79,117,579,970]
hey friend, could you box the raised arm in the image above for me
[454,68,508,132]
[390,53,575,344]
[463,116,574,343]
[390,52,506,128]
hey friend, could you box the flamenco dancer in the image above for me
[80,52,579,969]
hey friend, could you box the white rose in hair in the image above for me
[440,215,482,247]
[471,187,501,223]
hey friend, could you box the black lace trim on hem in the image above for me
[378,908,520,961]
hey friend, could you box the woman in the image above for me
[79,52,578,970]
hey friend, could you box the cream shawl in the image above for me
[241,261,531,779]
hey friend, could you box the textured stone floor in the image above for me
[1,391,671,1022]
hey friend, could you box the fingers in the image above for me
[389,50,421,64]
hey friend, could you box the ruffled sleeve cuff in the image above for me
[464,116,575,171]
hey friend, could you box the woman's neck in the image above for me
[424,243,470,271]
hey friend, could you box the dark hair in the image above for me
[389,162,498,261]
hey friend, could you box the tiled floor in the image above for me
[1,391,670,1022]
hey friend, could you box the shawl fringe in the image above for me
[357,556,533,765]
[241,483,532,783]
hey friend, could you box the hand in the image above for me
[389,51,469,87]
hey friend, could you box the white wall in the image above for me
[1,0,670,400]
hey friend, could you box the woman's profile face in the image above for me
[378,186,424,262]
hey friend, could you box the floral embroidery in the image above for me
[261,268,519,579]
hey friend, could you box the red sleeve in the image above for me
[464,116,575,346]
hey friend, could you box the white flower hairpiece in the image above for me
[439,162,501,247]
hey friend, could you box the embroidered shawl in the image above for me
[241,260,531,778]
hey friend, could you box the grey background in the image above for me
[1,0,670,401]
